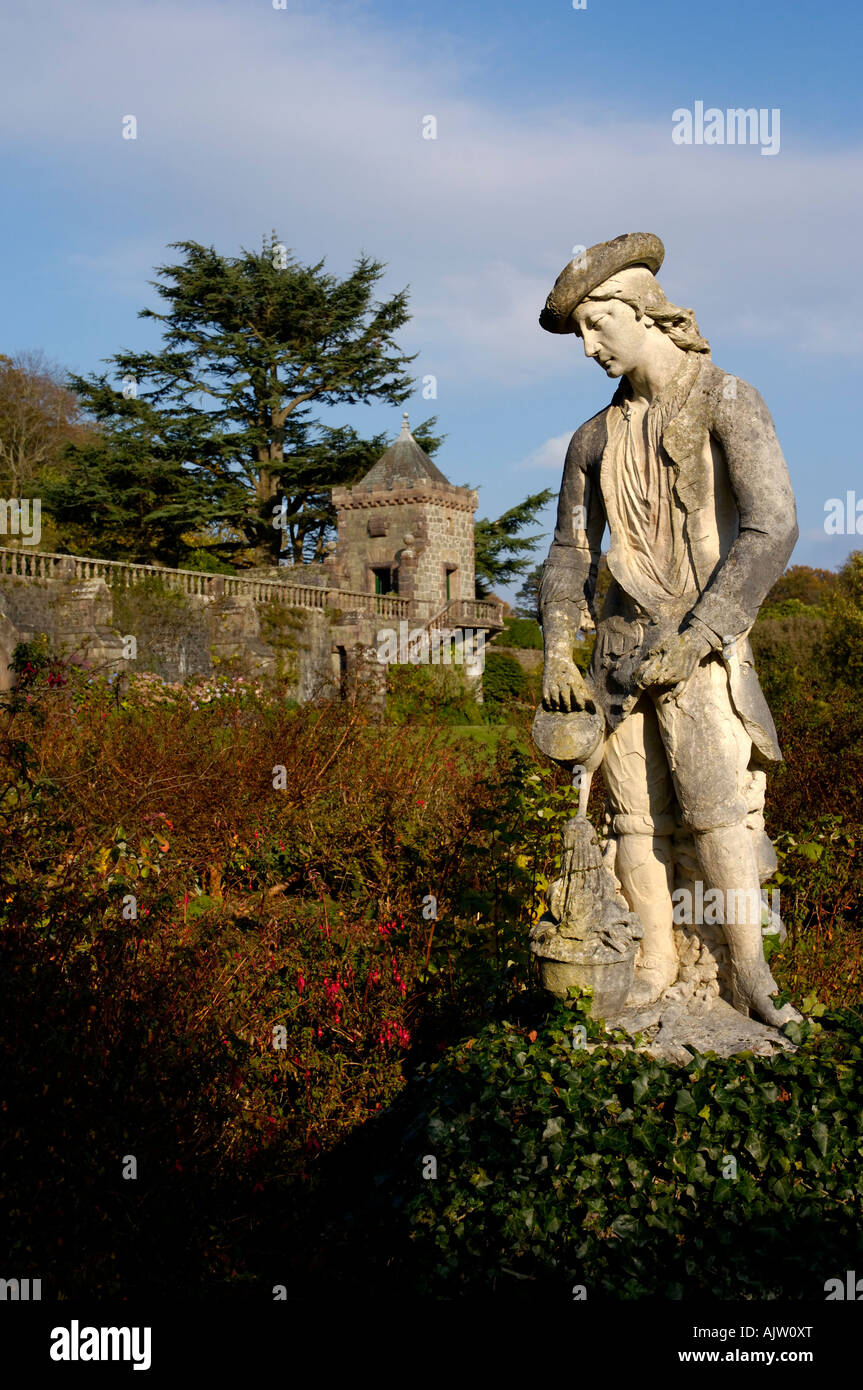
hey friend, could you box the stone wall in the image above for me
[410,499,475,609]
[0,576,57,633]
[489,643,543,673]
[0,574,127,672]
[331,481,477,613]
[0,572,339,701]
[0,593,18,693]
[0,562,488,706]
[258,602,337,700]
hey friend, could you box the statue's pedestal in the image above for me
[603,991,795,1065]
[530,810,796,1062]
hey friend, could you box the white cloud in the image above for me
[513,432,573,473]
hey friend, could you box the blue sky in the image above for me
[1,0,861,597]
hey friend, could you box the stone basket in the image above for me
[531,916,637,1018]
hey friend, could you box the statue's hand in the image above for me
[542,653,596,713]
[634,627,713,694]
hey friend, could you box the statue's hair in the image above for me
[580,266,710,354]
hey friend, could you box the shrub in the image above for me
[762,684,863,1009]
[385,660,483,725]
[759,598,822,620]
[821,550,863,690]
[8,633,73,693]
[502,617,543,650]
[765,564,839,609]
[0,679,545,1294]
[483,651,528,706]
[750,611,825,707]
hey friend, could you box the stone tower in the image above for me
[330,414,478,619]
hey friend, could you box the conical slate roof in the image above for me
[356,413,450,489]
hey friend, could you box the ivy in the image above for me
[389,996,863,1298]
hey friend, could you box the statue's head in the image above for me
[572,266,709,379]
[540,234,710,378]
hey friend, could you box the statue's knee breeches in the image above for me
[600,661,769,847]
[601,693,677,837]
[650,657,753,832]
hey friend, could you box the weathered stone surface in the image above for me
[532,705,604,767]
[206,595,275,677]
[0,591,18,692]
[606,993,795,1065]
[530,817,641,1016]
[534,234,803,1047]
[47,579,127,672]
[331,416,477,613]
[0,576,56,633]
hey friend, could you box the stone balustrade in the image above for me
[0,548,502,628]
[426,597,504,630]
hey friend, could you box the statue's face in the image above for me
[572,297,649,378]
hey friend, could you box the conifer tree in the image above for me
[473,489,554,597]
[54,235,428,566]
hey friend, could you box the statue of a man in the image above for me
[538,233,800,1028]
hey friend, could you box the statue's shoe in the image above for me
[628,952,678,1006]
[731,962,803,1028]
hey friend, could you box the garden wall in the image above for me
[0,570,343,700]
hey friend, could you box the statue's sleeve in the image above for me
[539,417,606,642]
[689,379,798,643]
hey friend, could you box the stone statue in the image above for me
[533,232,801,1041]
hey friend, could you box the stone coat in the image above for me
[540,355,798,762]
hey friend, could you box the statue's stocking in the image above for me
[692,823,801,1027]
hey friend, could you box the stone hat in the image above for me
[539,233,665,335]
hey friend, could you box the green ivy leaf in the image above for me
[633,1071,651,1104]
[611,1213,638,1238]
[812,1121,829,1157]
[675,1088,697,1116]
[744,1133,769,1168]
